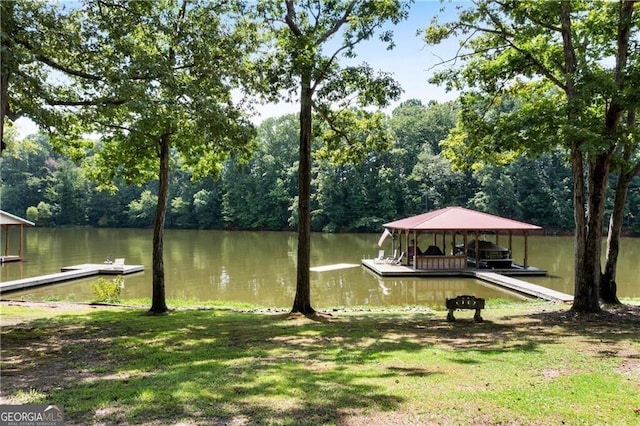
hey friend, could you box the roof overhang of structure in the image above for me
[383,206,541,232]
[0,210,35,226]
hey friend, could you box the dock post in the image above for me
[524,231,529,268]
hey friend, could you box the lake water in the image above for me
[2,228,638,308]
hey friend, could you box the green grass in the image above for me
[125,297,261,311]
[1,301,639,425]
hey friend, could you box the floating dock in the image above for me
[361,259,573,303]
[0,263,144,293]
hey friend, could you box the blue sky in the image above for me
[14,0,468,138]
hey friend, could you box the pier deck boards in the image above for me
[0,263,144,293]
[361,259,572,303]
[473,271,573,303]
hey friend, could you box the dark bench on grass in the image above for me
[446,295,485,322]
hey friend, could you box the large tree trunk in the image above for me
[291,80,315,315]
[570,145,603,313]
[600,173,628,304]
[149,133,170,314]
[572,153,611,312]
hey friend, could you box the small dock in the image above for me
[473,271,573,303]
[361,259,572,303]
[0,263,144,293]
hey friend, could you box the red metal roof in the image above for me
[383,206,541,231]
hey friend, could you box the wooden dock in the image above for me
[361,259,573,303]
[0,263,144,293]
[473,271,573,303]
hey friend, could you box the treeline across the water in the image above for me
[3,100,639,235]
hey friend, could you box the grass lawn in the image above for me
[1,299,639,425]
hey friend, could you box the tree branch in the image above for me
[483,7,567,90]
[311,42,353,92]
[46,98,127,107]
[494,0,562,32]
[317,0,356,45]
[34,53,102,81]
[312,99,353,147]
[604,0,635,133]
[285,0,302,36]
[312,14,377,92]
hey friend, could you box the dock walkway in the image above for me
[361,259,573,303]
[473,271,573,303]
[0,263,144,293]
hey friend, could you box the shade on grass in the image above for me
[1,302,639,425]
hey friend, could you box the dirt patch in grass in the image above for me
[0,300,125,326]
[534,303,640,324]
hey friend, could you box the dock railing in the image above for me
[414,255,467,270]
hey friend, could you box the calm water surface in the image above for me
[2,228,638,308]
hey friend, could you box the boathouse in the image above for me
[374,206,543,273]
[0,210,35,263]
[362,207,573,303]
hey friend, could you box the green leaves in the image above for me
[314,109,393,164]
[49,1,258,184]
[427,0,639,169]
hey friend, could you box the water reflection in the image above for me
[2,228,638,308]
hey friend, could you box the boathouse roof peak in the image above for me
[383,206,542,231]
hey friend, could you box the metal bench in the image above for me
[446,295,485,322]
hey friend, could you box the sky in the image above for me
[13,0,468,139]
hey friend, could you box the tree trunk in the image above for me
[598,1,635,305]
[291,80,315,315]
[600,172,628,304]
[601,110,638,304]
[149,133,170,314]
[570,142,600,313]
[0,1,13,155]
[1,71,9,154]
[572,153,610,312]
